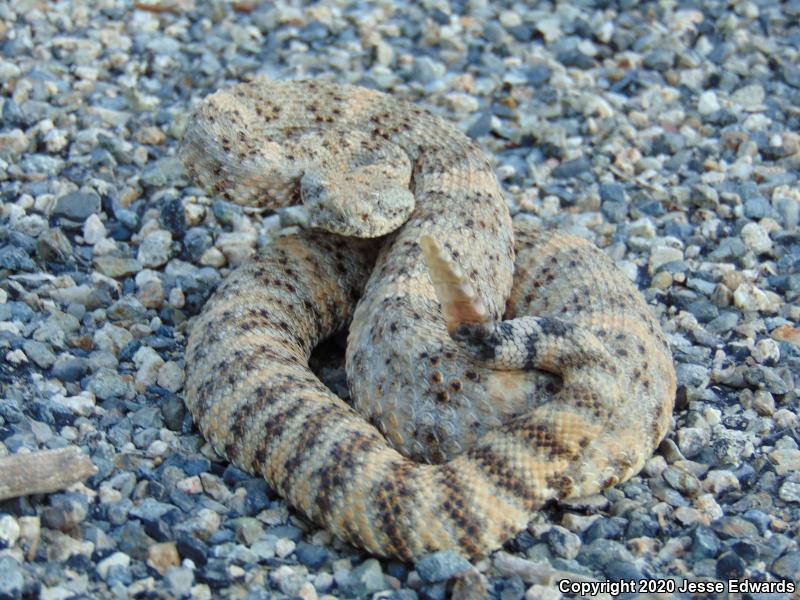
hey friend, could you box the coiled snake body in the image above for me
[181,79,676,560]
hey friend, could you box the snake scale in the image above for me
[180,79,676,561]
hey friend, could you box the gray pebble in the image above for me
[544,526,581,559]
[89,368,130,400]
[140,157,185,188]
[339,558,387,596]
[0,246,35,271]
[0,556,23,600]
[643,48,675,71]
[51,356,89,382]
[552,157,591,179]
[183,228,213,262]
[770,551,800,580]
[21,340,56,369]
[93,255,143,278]
[53,190,101,221]
[294,541,329,569]
[43,492,89,532]
[108,296,147,321]
[415,551,471,583]
[36,228,73,263]
[164,566,194,597]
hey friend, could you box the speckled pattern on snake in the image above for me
[180,79,676,561]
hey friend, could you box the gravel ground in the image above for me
[1,0,799,598]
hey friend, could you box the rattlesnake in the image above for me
[181,79,676,560]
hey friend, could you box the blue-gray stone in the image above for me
[742,509,771,535]
[176,533,208,566]
[242,482,271,516]
[467,110,492,139]
[295,542,329,569]
[266,525,303,542]
[105,564,133,587]
[7,231,36,253]
[339,558,386,596]
[643,48,675,71]
[708,237,747,261]
[2,99,25,127]
[18,154,64,177]
[107,296,147,321]
[771,551,800,580]
[585,517,625,543]
[625,512,659,538]
[53,190,101,221]
[382,591,418,600]
[42,492,89,532]
[552,157,591,179]
[716,551,745,580]
[599,183,626,204]
[0,301,34,322]
[711,516,760,540]
[198,559,230,588]
[51,357,90,382]
[745,197,773,219]
[576,539,633,569]
[183,227,213,262]
[106,499,133,526]
[602,201,628,223]
[386,560,409,582]
[687,299,719,323]
[89,369,129,401]
[298,21,329,42]
[707,312,739,335]
[129,498,180,525]
[420,582,447,600]
[690,525,720,559]
[415,551,471,583]
[21,340,55,369]
[211,200,240,225]
[545,527,581,558]
[115,522,156,561]
[557,50,594,69]
[603,561,645,599]
[130,406,163,429]
[526,65,551,86]
[141,157,185,188]
[0,556,23,600]
[0,246,35,272]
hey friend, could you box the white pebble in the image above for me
[733,282,779,313]
[275,538,296,558]
[0,514,20,548]
[697,90,720,115]
[740,222,772,254]
[83,214,107,245]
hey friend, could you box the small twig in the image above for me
[133,2,181,14]
[0,447,97,501]
[608,164,662,193]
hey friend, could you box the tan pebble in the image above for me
[200,247,226,267]
[651,271,673,290]
[157,360,185,393]
[147,541,180,575]
[771,324,800,346]
[136,126,167,145]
